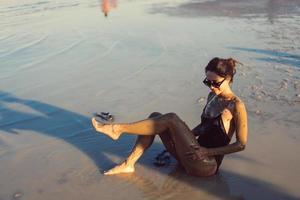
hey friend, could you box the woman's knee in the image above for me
[148,112,162,118]
[164,112,180,122]
[164,113,188,129]
[151,112,184,132]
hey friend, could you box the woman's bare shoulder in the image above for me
[231,95,246,113]
[231,95,243,103]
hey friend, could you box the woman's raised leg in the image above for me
[103,112,160,175]
[91,112,172,139]
[92,112,217,176]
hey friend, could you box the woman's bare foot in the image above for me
[91,117,121,140]
[104,162,135,175]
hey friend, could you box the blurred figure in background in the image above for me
[101,0,118,18]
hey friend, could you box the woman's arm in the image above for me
[206,100,248,156]
[186,99,248,160]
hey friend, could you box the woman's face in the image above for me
[204,71,230,95]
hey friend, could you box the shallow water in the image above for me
[0,0,300,200]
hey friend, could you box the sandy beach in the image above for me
[1,0,300,199]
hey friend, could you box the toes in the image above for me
[91,117,97,125]
[92,118,103,129]
[92,117,99,124]
[103,168,118,175]
[102,165,134,175]
[91,118,98,129]
[103,170,112,175]
[102,165,116,175]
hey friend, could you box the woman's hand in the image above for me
[186,145,209,160]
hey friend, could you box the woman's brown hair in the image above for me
[205,57,240,83]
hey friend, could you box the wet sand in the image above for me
[0,0,300,199]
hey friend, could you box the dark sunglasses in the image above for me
[203,77,226,88]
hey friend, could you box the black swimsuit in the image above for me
[193,98,235,173]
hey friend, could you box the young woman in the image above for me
[92,57,248,177]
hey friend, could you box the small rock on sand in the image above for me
[13,192,23,199]
[255,94,262,100]
[285,68,293,73]
[251,85,258,90]
[280,81,288,89]
[197,97,205,102]
[294,82,300,90]
[260,90,267,95]
[282,78,289,82]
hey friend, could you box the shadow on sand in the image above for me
[0,91,298,199]
[229,47,300,68]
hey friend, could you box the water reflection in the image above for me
[101,0,118,17]
[148,0,300,22]
[266,0,300,23]
[116,165,244,200]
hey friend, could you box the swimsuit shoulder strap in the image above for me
[201,92,215,116]
[207,92,216,102]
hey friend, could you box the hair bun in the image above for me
[227,58,236,68]
[227,58,243,75]
[205,57,242,83]
[228,58,243,67]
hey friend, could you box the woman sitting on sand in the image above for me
[92,57,248,177]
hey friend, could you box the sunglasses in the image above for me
[203,77,225,88]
